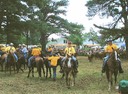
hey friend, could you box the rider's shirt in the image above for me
[105,44,118,53]
[22,47,28,54]
[5,46,16,53]
[1,46,6,52]
[47,47,53,52]
[64,47,76,56]
[48,56,60,66]
[31,48,41,56]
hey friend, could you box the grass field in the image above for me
[0,56,128,94]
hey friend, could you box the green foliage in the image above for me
[66,23,84,46]
[86,0,128,42]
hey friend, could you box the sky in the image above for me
[49,0,113,39]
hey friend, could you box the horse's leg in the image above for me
[5,64,7,74]
[9,64,11,75]
[114,71,118,89]
[72,72,75,86]
[27,67,31,78]
[42,64,45,77]
[108,71,112,91]
[19,61,24,73]
[68,72,71,88]
[66,72,68,87]
[32,66,34,77]
[14,63,16,73]
[0,62,3,71]
[45,67,48,79]
[61,72,65,79]
[49,67,51,78]
[67,72,71,89]
[36,62,41,78]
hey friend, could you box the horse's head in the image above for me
[65,56,73,68]
[110,48,118,61]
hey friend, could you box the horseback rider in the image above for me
[60,41,78,73]
[47,46,53,56]
[28,46,41,67]
[5,43,18,63]
[21,44,28,61]
[102,40,124,73]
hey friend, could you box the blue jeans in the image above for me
[28,56,35,67]
[5,53,18,63]
[103,54,110,68]
[103,54,121,68]
[51,66,57,79]
[23,53,28,59]
[61,55,77,68]
[14,53,18,62]
[61,56,76,63]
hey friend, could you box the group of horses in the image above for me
[0,50,77,89]
[0,47,122,90]
[0,49,27,74]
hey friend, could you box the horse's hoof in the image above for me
[115,86,119,90]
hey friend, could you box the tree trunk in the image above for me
[40,33,48,53]
[124,35,128,58]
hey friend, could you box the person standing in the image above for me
[118,80,128,94]
[47,53,61,81]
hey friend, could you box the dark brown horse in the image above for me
[0,53,8,71]
[5,52,17,75]
[87,51,94,62]
[15,51,25,73]
[27,56,45,78]
[62,55,76,89]
[105,49,119,91]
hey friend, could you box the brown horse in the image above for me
[105,49,119,91]
[27,56,45,78]
[62,55,76,89]
[0,53,8,71]
[87,52,93,62]
[5,52,17,75]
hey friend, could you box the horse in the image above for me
[15,50,26,73]
[44,57,52,78]
[61,55,76,89]
[0,52,8,71]
[105,49,119,91]
[27,56,45,78]
[43,54,62,79]
[5,51,17,75]
[87,51,94,62]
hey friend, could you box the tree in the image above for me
[86,0,128,57]
[66,23,84,46]
[0,0,29,45]
[25,0,83,51]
